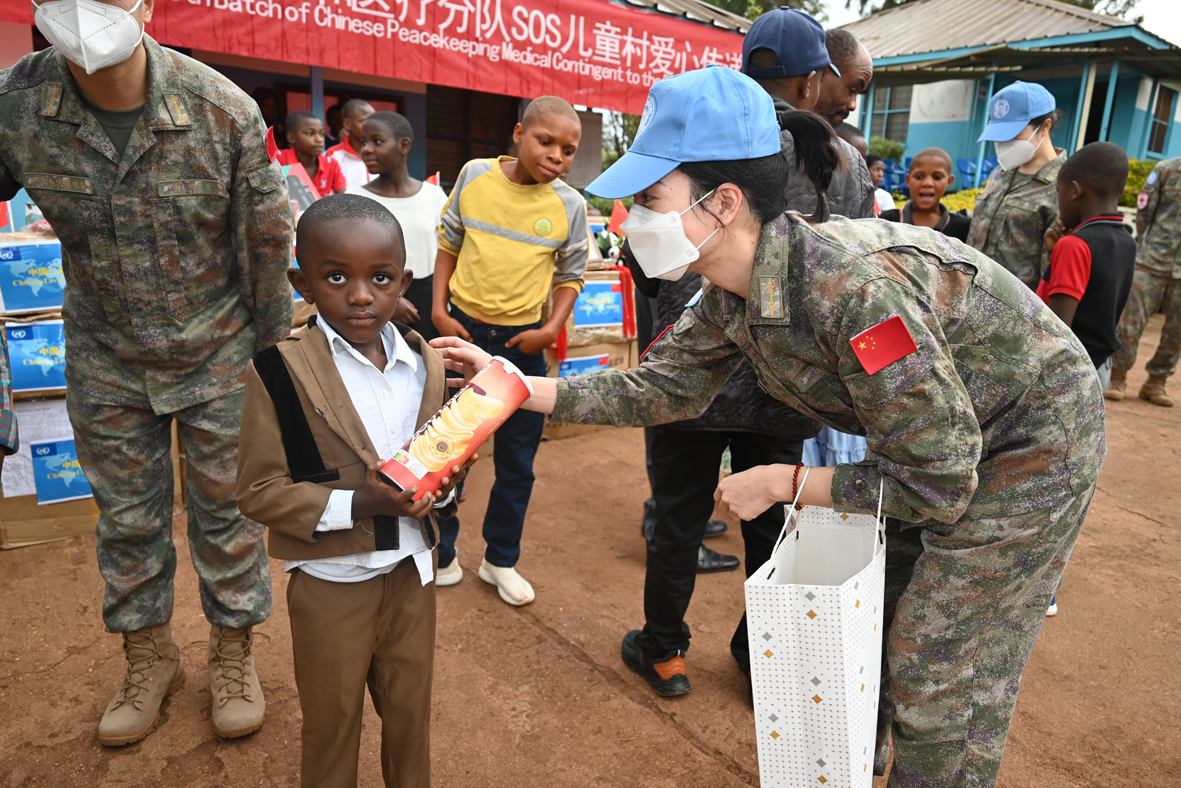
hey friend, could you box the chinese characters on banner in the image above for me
[0,0,744,114]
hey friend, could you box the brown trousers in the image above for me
[287,557,437,788]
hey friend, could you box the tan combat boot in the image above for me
[1104,368,1127,401]
[208,625,266,738]
[1139,374,1175,407]
[98,623,185,746]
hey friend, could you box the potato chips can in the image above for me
[379,357,534,499]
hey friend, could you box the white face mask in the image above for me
[995,128,1042,171]
[622,190,720,282]
[33,0,145,75]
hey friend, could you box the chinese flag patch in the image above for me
[264,126,280,163]
[850,315,918,375]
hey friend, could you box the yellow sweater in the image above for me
[437,157,588,325]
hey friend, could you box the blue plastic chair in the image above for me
[957,158,977,184]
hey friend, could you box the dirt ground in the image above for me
[1,315,1178,788]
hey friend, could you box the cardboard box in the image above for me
[543,340,634,441]
[566,271,631,347]
[0,493,98,549]
[0,235,65,314]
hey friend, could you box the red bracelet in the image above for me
[792,463,806,510]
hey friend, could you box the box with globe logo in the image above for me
[0,238,66,314]
[30,438,93,505]
[5,320,66,392]
[379,357,534,500]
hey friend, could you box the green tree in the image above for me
[844,0,1139,21]
[711,0,828,23]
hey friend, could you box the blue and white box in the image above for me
[558,353,610,376]
[574,281,624,328]
[30,438,93,505]
[6,320,66,392]
[0,239,66,313]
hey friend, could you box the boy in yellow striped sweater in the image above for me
[431,96,587,605]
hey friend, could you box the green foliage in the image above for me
[869,136,904,163]
[711,0,827,22]
[602,112,640,170]
[586,195,633,217]
[1122,158,1156,208]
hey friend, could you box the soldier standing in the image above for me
[968,82,1066,290]
[1105,157,1181,407]
[437,66,1106,788]
[0,0,293,745]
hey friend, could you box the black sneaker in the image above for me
[621,630,691,697]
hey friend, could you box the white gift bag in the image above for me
[744,470,886,788]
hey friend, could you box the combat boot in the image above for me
[98,623,185,746]
[1139,374,1175,407]
[208,625,266,738]
[1104,368,1127,401]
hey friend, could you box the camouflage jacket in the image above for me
[966,149,1065,289]
[1134,157,1181,278]
[554,214,1105,526]
[0,337,16,453]
[0,38,293,414]
[773,97,875,220]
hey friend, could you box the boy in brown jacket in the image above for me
[236,194,469,788]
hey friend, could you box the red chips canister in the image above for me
[378,357,534,500]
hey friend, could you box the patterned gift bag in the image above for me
[744,471,886,787]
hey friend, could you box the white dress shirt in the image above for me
[284,320,448,585]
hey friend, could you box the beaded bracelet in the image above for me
[792,462,806,511]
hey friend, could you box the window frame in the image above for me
[1147,85,1177,157]
[870,84,913,144]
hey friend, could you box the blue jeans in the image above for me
[435,305,548,568]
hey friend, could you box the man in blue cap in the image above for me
[968,81,1067,288]
[742,7,875,220]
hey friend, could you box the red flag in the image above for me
[265,126,280,163]
[850,316,918,375]
[0,201,9,230]
[426,172,441,185]
[608,199,628,235]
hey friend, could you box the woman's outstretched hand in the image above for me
[429,336,494,387]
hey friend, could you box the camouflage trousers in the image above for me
[68,388,271,633]
[1111,269,1181,378]
[873,484,1095,787]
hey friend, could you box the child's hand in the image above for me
[506,326,557,355]
[434,312,472,342]
[394,297,420,325]
[435,453,478,501]
[352,463,435,521]
[1044,218,1066,252]
[430,337,493,384]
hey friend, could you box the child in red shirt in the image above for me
[1038,141,1137,389]
[278,110,346,198]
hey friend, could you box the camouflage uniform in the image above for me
[967,150,1065,289]
[1111,157,1181,377]
[0,39,294,632]
[553,214,1105,788]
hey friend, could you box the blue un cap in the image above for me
[742,8,839,80]
[978,81,1056,142]
[586,65,782,199]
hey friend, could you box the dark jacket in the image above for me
[629,254,820,440]
[774,96,875,220]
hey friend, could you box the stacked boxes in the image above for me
[543,270,638,440]
[0,231,101,548]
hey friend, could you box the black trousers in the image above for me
[640,427,803,674]
[403,275,438,341]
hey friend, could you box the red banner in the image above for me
[0,0,744,114]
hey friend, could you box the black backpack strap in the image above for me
[253,345,340,485]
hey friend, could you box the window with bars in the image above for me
[870,85,913,144]
[426,86,521,190]
[1148,86,1176,156]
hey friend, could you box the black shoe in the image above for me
[704,519,728,538]
[697,545,740,574]
[621,630,691,697]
